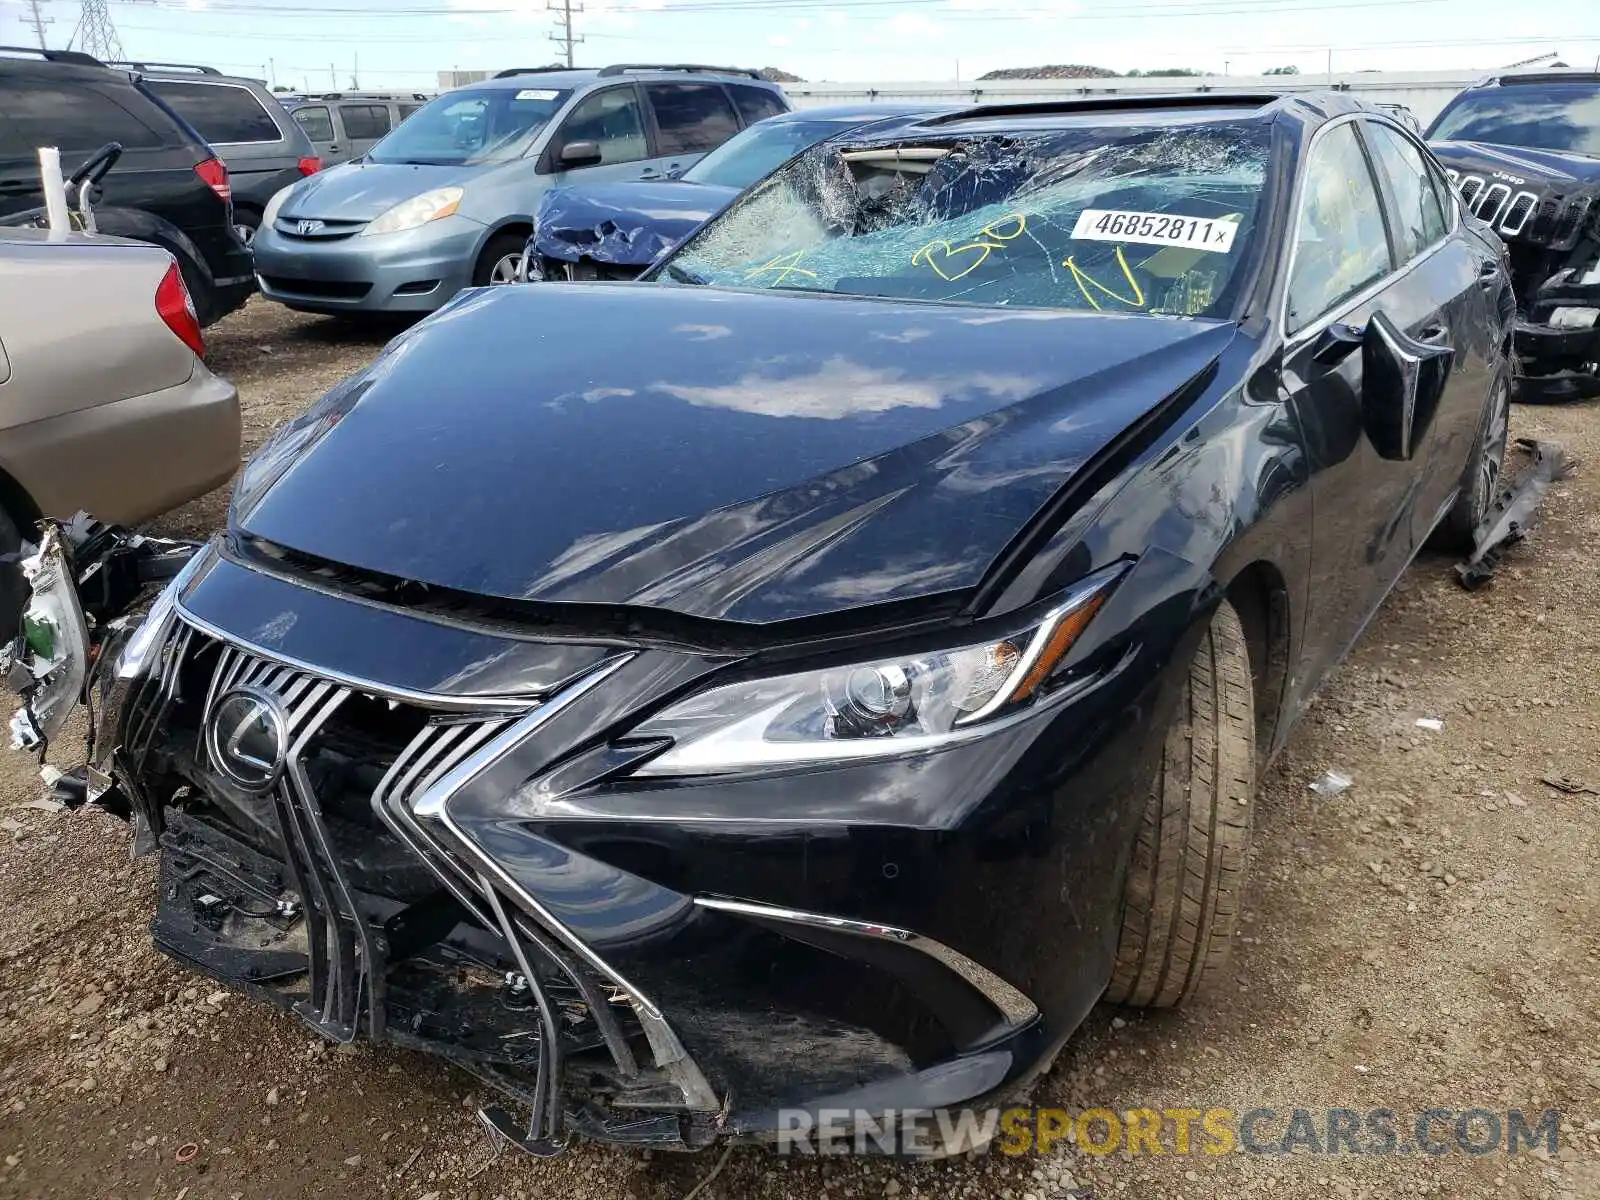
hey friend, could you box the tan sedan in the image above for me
[0,228,240,617]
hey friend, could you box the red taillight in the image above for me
[194,156,231,203]
[297,156,322,176]
[155,260,205,358]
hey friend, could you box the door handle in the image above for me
[638,168,662,179]
[1417,323,1451,344]
[1477,260,1501,279]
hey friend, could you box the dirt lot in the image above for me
[1,299,1597,1200]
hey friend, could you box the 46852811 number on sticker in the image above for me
[1071,209,1238,253]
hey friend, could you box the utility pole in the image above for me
[26,0,52,49]
[353,51,360,88]
[329,62,337,89]
[548,0,583,69]
[268,57,276,89]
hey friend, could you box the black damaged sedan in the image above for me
[18,92,1513,1155]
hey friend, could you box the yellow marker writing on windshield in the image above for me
[912,213,1027,282]
[745,251,818,285]
[1064,246,1145,311]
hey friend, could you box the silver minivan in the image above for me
[250,65,789,316]
[284,92,432,167]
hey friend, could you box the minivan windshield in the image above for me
[1427,82,1600,157]
[366,86,571,166]
[660,121,1271,317]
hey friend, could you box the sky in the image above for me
[3,0,1598,91]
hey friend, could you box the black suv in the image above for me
[0,47,255,324]
[1427,69,1600,402]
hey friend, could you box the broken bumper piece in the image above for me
[1455,438,1574,590]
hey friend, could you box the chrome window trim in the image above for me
[694,896,1041,1030]
[1279,113,1455,349]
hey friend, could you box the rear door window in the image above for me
[399,104,422,121]
[729,85,787,126]
[0,78,166,151]
[1362,121,1447,260]
[645,83,741,155]
[147,80,281,145]
[292,105,334,143]
[557,86,649,165]
[338,104,391,140]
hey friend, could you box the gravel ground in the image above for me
[1,299,1597,1200]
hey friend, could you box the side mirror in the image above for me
[559,141,603,169]
[1360,311,1454,462]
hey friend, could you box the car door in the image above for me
[336,103,391,161]
[1360,118,1502,538]
[641,82,742,180]
[1281,118,1452,684]
[544,84,665,184]
[290,104,339,164]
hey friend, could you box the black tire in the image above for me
[1104,600,1256,1008]
[1430,367,1511,554]
[471,233,527,288]
[0,506,32,646]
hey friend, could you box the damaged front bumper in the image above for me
[1514,268,1600,404]
[5,527,1131,1155]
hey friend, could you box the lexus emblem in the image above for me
[206,685,289,792]
[295,218,325,236]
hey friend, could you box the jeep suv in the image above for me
[1427,69,1600,401]
[250,64,789,315]
[0,47,255,324]
[112,61,323,246]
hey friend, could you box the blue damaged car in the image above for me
[521,103,934,281]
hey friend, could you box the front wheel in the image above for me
[1104,599,1256,1008]
[1430,368,1510,554]
[472,233,526,287]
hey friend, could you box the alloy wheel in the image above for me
[1472,379,1511,527]
[488,253,522,285]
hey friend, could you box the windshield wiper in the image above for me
[664,264,709,285]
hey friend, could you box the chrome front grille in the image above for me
[186,631,539,1040]
[1446,169,1593,249]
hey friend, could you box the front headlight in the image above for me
[629,567,1123,776]
[261,183,295,229]
[361,187,464,237]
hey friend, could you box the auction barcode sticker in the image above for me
[1070,209,1239,253]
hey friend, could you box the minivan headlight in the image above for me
[362,187,464,237]
[261,184,295,228]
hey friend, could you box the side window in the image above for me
[729,85,787,126]
[557,87,648,166]
[339,104,391,140]
[645,83,741,155]
[148,81,281,145]
[1362,122,1447,260]
[398,104,422,121]
[292,106,334,142]
[0,79,164,151]
[1287,123,1394,332]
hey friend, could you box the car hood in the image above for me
[236,284,1236,624]
[533,181,740,267]
[283,159,487,222]
[1429,140,1600,188]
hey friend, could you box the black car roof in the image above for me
[836,90,1366,144]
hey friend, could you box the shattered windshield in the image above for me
[1427,83,1600,158]
[658,121,1272,317]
